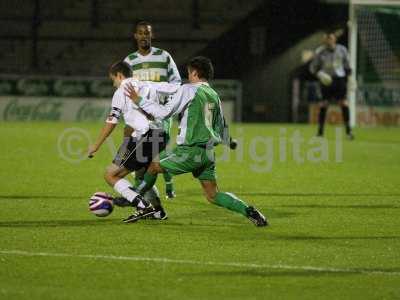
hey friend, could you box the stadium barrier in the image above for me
[0,96,234,123]
[0,77,239,122]
[309,104,400,126]
[305,82,400,126]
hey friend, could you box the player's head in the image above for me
[109,61,132,88]
[134,21,153,51]
[324,30,337,49]
[187,56,214,83]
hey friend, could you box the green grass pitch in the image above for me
[0,122,399,299]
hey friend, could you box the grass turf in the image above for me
[0,122,399,300]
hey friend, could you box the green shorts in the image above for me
[159,145,216,181]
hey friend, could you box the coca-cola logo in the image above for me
[89,80,113,97]
[16,79,49,96]
[3,99,62,121]
[76,101,108,121]
[54,80,87,97]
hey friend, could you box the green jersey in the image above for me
[138,82,226,146]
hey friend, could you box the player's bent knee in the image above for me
[103,171,114,186]
[104,165,117,181]
[148,162,163,175]
[105,164,119,174]
[204,189,217,203]
[205,193,216,203]
[104,164,129,186]
[200,180,218,203]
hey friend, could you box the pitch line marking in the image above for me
[0,249,399,276]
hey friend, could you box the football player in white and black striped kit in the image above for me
[310,30,354,139]
[87,62,179,221]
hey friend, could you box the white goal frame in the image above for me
[348,0,400,127]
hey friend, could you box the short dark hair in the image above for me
[187,56,214,80]
[324,29,337,36]
[109,61,131,78]
[135,20,152,32]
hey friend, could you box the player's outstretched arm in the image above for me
[151,82,180,95]
[124,83,183,120]
[88,123,116,158]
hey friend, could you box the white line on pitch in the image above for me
[0,249,399,276]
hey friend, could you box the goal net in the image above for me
[348,0,400,126]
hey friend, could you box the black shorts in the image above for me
[321,77,347,101]
[112,129,167,171]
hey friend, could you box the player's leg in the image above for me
[335,77,354,139]
[108,135,146,208]
[200,180,247,216]
[143,184,167,220]
[163,171,175,199]
[161,122,176,199]
[103,164,149,209]
[135,161,164,194]
[317,82,332,137]
[114,166,167,219]
[132,128,167,194]
[135,167,167,220]
[135,168,159,205]
[192,147,266,226]
[108,135,148,207]
[317,100,329,137]
[108,134,160,220]
[122,161,165,223]
[122,124,147,185]
[121,129,170,222]
[135,145,194,195]
[338,99,354,140]
[197,167,267,227]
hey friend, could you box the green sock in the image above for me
[134,176,141,187]
[137,173,158,195]
[213,192,249,217]
[163,172,174,192]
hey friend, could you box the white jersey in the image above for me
[106,78,179,138]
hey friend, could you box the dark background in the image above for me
[0,0,349,122]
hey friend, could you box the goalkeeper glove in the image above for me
[317,71,333,86]
[229,137,237,150]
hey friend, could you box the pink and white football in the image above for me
[89,192,114,217]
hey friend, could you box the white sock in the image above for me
[113,179,139,203]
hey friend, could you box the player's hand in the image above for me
[124,83,140,103]
[317,71,333,86]
[229,137,238,150]
[87,144,99,158]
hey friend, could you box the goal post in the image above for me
[348,0,400,127]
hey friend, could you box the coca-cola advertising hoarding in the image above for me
[0,77,114,98]
[309,104,400,126]
[0,97,110,122]
[0,76,239,122]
